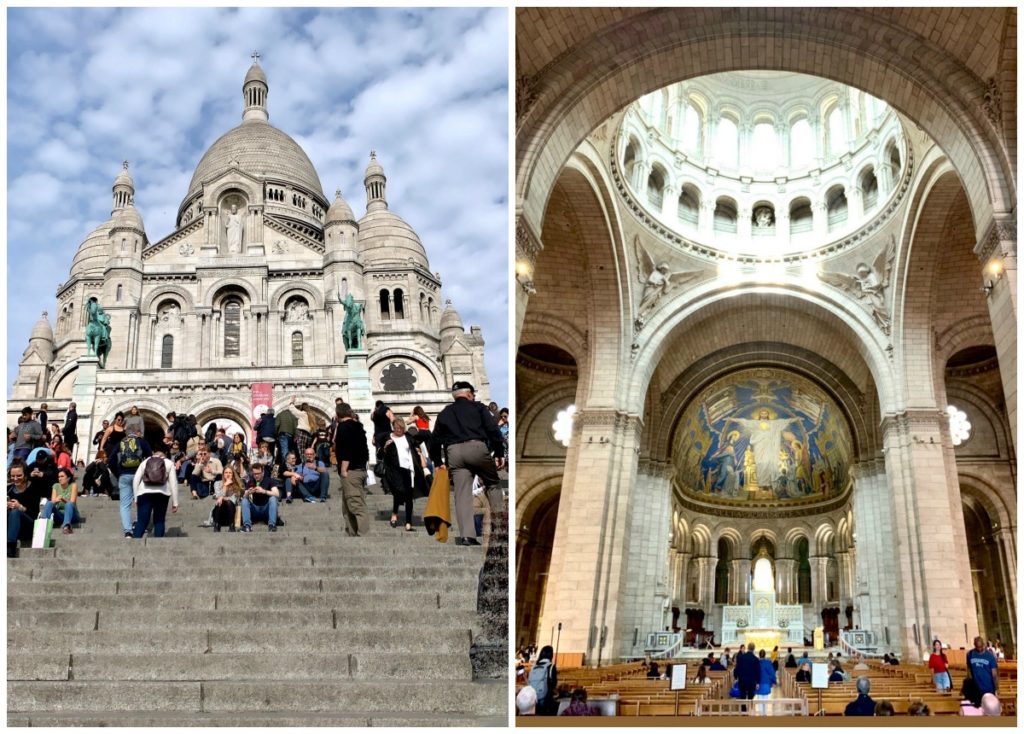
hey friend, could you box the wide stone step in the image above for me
[9,565,477,583]
[9,554,481,570]
[8,680,507,714]
[9,651,471,682]
[9,628,474,655]
[8,577,475,595]
[7,710,506,727]
[9,607,480,632]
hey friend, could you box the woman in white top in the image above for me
[381,417,428,531]
[131,450,178,538]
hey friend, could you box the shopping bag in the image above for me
[423,466,451,543]
[366,469,377,487]
[31,516,54,549]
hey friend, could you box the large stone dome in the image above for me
[185,120,326,202]
[70,220,113,278]
[358,208,429,268]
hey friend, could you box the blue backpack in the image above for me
[527,660,551,702]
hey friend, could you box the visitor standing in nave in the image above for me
[966,635,999,696]
[733,642,760,701]
[929,639,952,692]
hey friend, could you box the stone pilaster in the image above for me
[880,410,978,658]
[536,408,644,664]
[775,558,797,605]
[617,458,674,658]
[850,459,900,647]
[514,215,543,347]
[975,215,1017,447]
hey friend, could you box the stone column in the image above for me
[775,558,796,605]
[514,216,542,348]
[879,411,978,658]
[737,558,752,605]
[836,551,852,610]
[620,459,674,657]
[808,113,824,167]
[202,207,219,255]
[676,551,692,611]
[692,556,716,610]
[810,555,829,614]
[738,205,752,240]
[699,200,716,236]
[848,186,864,221]
[195,309,210,368]
[536,409,645,664]
[661,184,677,220]
[728,559,745,605]
[974,218,1017,446]
[992,528,1017,648]
[776,211,791,247]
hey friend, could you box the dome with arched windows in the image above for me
[615,71,909,260]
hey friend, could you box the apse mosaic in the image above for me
[674,369,852,505]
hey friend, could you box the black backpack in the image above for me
[142,456,168,485]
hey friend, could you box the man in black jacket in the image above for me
[734,642,761,702]
[431,382,506,546]
[334,403,370,536]
[62,402,79,461]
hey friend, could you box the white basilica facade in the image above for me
[11,60,490,452]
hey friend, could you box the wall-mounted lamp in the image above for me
[982,259,1004,297]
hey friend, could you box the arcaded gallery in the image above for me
[514,7,1016,717]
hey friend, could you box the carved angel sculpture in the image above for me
[635,234,702,327]
[818,234,896,334]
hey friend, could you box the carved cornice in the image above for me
[264,214,325,254]
[880,409,946,439]
[638,457,675,481]
[143,218,204,260]
[946,357,1000,378]
[974,216,1017,262]
[268,270,322,279]
[142,274,199,284]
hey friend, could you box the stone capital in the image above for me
[880,409,946,440]
[515,215,543,295]
[974,215,1016,263]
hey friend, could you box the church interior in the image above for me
[514,7,1016,717]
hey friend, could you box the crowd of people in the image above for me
[7,385,509,556]
[513,637,1008,718]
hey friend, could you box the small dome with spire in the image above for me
[440,300,464,332]
[30,312,54,343]
[244,58,268,86]
[114,160,134,189]
[325,189,356,225]
[364,151,385,180]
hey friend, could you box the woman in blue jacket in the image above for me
[755,648,777,716]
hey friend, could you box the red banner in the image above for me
[251,383,273,444]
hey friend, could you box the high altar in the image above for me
[721,555,804,649]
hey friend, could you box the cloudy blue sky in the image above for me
[7,7,509,406]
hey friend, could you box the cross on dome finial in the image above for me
[335,189,342,198]
[370,150,376,158]
[122,160,129,171]
[251,50,261,63]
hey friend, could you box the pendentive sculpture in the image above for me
[84,296,112,368]
[817,233,896,334]
[634,234,703,330]
[340,291,366,351]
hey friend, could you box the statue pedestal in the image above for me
[345,349,374,459]
[72,356,101,462]
[344,350,372,409]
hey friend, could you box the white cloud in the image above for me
[7,7,510,406]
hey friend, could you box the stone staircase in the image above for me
[7,477,507,726]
